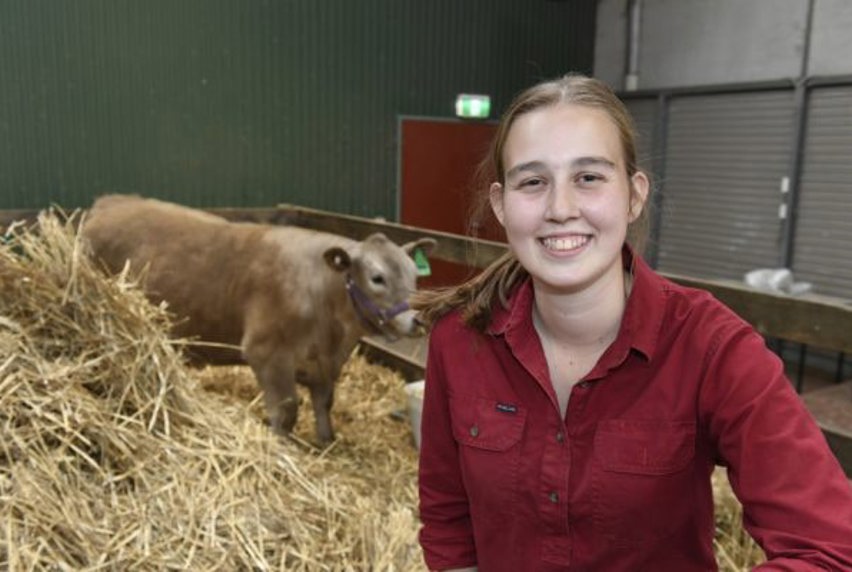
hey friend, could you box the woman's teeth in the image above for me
[541,235,589,251]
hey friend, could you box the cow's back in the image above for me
[84,194,235,275]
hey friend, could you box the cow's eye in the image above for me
[371,275,386,286]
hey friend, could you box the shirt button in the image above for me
[469,425,479,437]
[556,432,564,443]
[549,491,559,503]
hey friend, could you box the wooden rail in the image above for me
[225,204,509,271]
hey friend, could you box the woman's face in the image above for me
[490,103,648,295]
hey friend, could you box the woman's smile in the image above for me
[539,233,591,254]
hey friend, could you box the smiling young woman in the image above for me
[412,74,852,572]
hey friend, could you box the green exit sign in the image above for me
[455,94,491,119]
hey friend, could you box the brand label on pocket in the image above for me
[496,403,518,414]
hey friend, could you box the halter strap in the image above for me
[345,275,410,340]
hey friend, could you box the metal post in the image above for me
[796,343,808,394]
[780,0,816,268]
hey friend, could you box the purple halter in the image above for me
[345,275,410,339]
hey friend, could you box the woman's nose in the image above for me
[546,183,580,222]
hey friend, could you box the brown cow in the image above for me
[81,194,435,444]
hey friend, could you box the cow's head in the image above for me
[323,232,436,338]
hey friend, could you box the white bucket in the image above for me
[404,380,425,449]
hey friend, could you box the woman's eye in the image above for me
[520,178,545,189]
[578,173,603,185]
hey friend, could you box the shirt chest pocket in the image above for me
[592,419,696,547]
[595,419,695,474]
[450,394,527,514]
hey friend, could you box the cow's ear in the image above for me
[403,237,437,257]
[324,247,351,272]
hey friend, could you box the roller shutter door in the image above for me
[791,86,852,300]
[656,90,795,280]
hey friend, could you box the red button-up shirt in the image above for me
[418,252,852,571]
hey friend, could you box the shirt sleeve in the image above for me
[700,323,852,570]
[418,319,478,571]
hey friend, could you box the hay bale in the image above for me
[0,209,763,570]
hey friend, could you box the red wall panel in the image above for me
[399,117,502,287]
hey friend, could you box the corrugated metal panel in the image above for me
[656,90,795,279]
[0,0,597,218]
[791,86,852,299]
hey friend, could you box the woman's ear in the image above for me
[628,171,650,222]
[489,182,506,226]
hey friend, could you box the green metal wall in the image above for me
[0,0,596,218]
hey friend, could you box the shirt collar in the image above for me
[617,246,663,362]
[487,275,531,337]
[486,245,666,363]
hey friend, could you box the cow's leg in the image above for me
[306,353,350,445]
[246,354,300,436]
[308,382,336,445]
